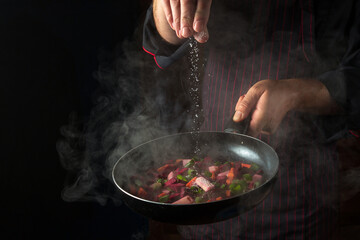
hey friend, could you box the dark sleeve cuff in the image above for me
[142,5,190,69]
[317,69,347,109]
[314,70,348,142]
[317,65,360,141]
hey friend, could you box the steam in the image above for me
[56,2,360,229]
[56,0,294,207]
[56,35,177,205]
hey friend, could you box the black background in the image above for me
[2,1,360,239]
[1,0,151,239]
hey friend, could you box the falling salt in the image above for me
[187,37,203,155]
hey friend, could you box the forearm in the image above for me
[290,78,343,115]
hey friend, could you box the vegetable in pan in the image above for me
[128,156,264,204]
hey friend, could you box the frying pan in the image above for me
[112,119,279,225]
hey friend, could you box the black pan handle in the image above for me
[224,114,251,135]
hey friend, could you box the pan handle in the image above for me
[224,114,251,135]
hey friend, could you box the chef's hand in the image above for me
[153,0,212,44]
[233,79,341,137]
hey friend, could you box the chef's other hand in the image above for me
[233,79,340,137]
[154,0,212,43]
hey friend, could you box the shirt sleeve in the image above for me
[317,1,360,138]
[142,5,190,69]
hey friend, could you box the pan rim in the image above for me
[112,130,279,206]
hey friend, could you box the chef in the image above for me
[143,0,360,239]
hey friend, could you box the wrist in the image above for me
[290,78,341,114]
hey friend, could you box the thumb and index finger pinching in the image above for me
[178,0,212,42]
[192,0,212,43]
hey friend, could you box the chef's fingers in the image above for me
[161,0,174,29]
[234,95,246,107]
[231,94,245,121]
[193,25,209,43]
[180,0,196,38]
[170,0,181,37]
[247,109,268,137]
[233,85,264,122]
[193,0,212,33]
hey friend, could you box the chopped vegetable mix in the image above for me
[128,156,264,204]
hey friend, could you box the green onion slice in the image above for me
[159,195,169,203]
[185,159,195,168]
